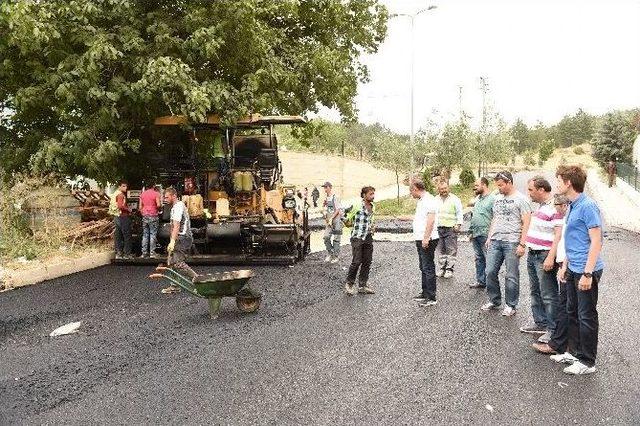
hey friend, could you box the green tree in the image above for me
[377,134,411,205]
[538,139,555,164]
[592,111,636,165]
[428,120,474,177]
[0,0,388,183]
[509,118,532,151]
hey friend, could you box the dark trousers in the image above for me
[549,275,577,354]
[114,216,131,255]
[416,239,438,301]
[565,269,602,367]
[346,235,373,286]
[168,235,198,279]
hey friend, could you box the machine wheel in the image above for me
[236,295,261,313]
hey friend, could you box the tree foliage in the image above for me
[592,111,637,165]
[0,0,388,183]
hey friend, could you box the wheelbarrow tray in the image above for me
[192,270,255,298]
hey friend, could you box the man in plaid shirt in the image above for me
[344,186,376,295]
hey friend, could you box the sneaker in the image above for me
[519,323,546,334]
[161,285,181,294]
[550,352,579,365]
[141,253,150,259]
[330,257,339,264]
[443,270,453,279]
[358,286,375,295]
[419,299,438,307]
[344,282,357,296]
[468,282,486,288]
[532,342,557,354]
[150,253,162,259]
[537,331,552,344]
[501,306,516,317]
[413,294,428,302]
[436,269,445,278]
[480,302,500,311]
[563,361,596,375]
[324,255,332,262]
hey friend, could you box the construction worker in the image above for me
[162,187,198,293]
[108,180,131,259]
[435,181,464,278]
[322,181,343,263]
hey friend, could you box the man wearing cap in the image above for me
[481,171,532,317]
[322,181,343,263]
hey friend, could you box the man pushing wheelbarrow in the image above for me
[162,187,198,293]
[151,187,262,318]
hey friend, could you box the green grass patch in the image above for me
[375,185,475,216]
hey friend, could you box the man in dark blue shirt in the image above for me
[554,165,604,375]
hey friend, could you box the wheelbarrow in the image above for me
[149,266,261,319]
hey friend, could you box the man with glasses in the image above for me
[481,171,532,317]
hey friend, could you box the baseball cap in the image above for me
[321,181,332,188]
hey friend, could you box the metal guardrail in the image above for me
[618,162,639,192]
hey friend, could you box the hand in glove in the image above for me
[167,239,176,253]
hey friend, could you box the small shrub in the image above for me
[459,168,475,188]
[421,168,436,193]
[523,151,538,166]
[573,146,585,155]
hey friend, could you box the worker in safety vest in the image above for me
[108,180,132,259]
[435,180,464,278]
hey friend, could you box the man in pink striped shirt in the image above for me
[521,177,564,344]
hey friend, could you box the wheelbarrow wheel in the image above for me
[236,295,261,313]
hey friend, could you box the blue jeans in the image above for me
[416,239,438,300]
[471,235,488,286]
[141,216,159,256]
[485,240,520,308]
[323,222,342,258]
[527,250,559,331]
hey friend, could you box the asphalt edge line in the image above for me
[1,251,114,291]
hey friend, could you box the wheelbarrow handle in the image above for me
[147,273,202,298]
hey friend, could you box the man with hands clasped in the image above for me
[410,180,440,307]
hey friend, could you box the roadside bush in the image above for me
[573,146,585,155]
[0,174,74,262]
[523,151,538,166]
[539,139,556,164]
[421,167,436,193]
[459,168,475,188]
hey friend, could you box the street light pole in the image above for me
[392,5,437,171]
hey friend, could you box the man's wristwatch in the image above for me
[583,272,593,278]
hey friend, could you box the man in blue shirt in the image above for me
[553,165,604,375]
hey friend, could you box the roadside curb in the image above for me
[1,251,113,291]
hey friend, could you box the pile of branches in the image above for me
[64,219,114,245]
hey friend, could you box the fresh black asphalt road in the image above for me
[2,229,639,424]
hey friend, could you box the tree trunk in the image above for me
[396,169,400,206]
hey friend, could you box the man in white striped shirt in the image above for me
[521,177,564,344]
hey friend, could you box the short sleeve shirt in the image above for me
[413,193,439,241]
[490,191,532,242]
[170,201,192,237]
[564,193,604,273]
[470,193,495,237]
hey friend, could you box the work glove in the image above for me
[167,239,176,253]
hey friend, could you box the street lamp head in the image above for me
[428,5,438,10]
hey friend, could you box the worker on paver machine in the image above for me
[162,187,199,293]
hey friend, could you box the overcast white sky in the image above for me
[320,0,640,134]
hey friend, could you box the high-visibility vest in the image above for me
[438,197,458,227]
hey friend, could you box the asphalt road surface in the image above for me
[2,173,639,424]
